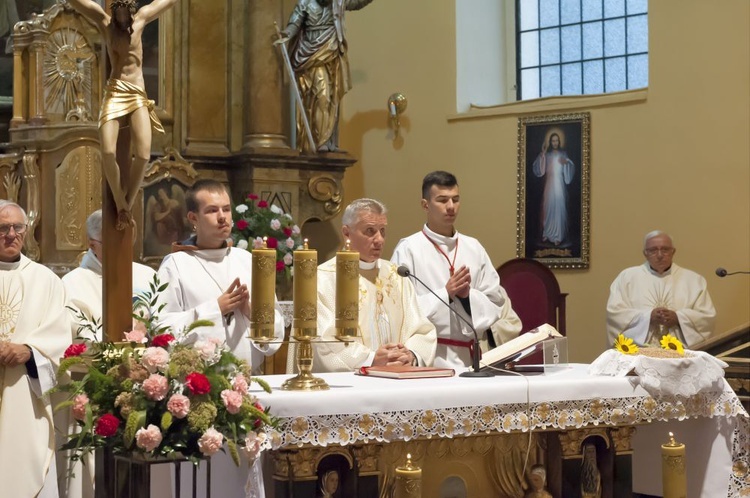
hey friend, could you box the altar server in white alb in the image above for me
[392,171,522,369]
[58,209,156,498]
[606,230,716,347]
[0,200,69,498]
[156,180,284,372]
[312,198,436,372]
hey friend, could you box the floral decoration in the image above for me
[54,277,276,466]
[659,335,685,355]
[613,334,638,355]
[231,193,303,287]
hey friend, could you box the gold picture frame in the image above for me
[516,112,590,269]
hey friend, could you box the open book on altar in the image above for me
[479,323,563,371]
[357,365,456,379]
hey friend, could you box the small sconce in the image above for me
[387,93,408,138]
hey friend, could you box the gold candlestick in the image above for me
[662,432,687,498]
[250,237,276,342]
[282,239,328,391]
[394,453,422,498]
[335,240,359,342]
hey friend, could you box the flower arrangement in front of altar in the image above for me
[231,193,303,285]
[54,278,276,466]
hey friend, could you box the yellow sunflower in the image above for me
[660,335,685,355]
[614,334,639,355]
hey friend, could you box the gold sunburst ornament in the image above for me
[614,334,638,355]
[660,335,685,355]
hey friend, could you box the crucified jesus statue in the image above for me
[68,0,177,229]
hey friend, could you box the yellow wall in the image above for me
[330,0,750,363]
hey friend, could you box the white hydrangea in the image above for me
[235,204,248,214]
[270,204,283,215]
[236,239,249,250]
[283,213,292,219]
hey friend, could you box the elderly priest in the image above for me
[311,199,436,372]
[0,200,69,498]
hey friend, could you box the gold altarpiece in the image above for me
[5,0,354,276]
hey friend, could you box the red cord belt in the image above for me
[437,337,481,360]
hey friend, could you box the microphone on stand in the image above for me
[715,267,750,277]
[396,265,493,378]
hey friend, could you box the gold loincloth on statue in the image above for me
[98,78,165,134]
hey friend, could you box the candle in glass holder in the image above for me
[335,240,359,341]
[394,453,422,498]
[662,432,686,498]
[251,237,276,341]
[292,239,317,341]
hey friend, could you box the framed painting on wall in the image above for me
[516,112,590,269]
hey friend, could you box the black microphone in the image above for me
[716,267,750,277]
[397,265,493,378]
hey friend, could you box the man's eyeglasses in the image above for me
[645,247,674,256]
[0,223,28,237]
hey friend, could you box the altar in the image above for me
[252,364,748,498]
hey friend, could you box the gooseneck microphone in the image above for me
[397,265,493,378]
[716,267,750,277]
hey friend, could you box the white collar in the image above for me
[423,224,459,245]
[359,259,378,270]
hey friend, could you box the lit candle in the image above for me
[251,237,276,342]
[394,453,422,498]
[662,432,687,498]
[335,240,359,341]
[292,239,317,341]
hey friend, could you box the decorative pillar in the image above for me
[244,0,287,150]
[10,42,27,127]
[29,38,48,125]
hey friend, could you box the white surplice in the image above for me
[392,225,522,369]
[606,262,716,347]
[58,250,156,498]
[156,245,284,371]
[0,255,69,498]
[308,258,436,373]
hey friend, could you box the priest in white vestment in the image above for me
[606,230,716,347]
[309,198,436,373]
[58,209,156,498]
[392,171,522,369]
[0,200,69,498]
[156,181,283,498]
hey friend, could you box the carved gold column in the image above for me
[244,0,287,150]
[29,38,48,125]
[11,40,27,127]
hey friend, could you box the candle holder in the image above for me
[394,453,422,498]
[250,238,277,343]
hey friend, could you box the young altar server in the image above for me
[391,171,522,369]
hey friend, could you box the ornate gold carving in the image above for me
[336,302,358,321]
[610,426,636,453]
[351,444,381,474]
[143,147,199,188]
[0,155,22,203]
[297,257,317,279]
[251,302,275,325]
[308,175,342,216]
[558,428,610,458]
[55,146,101,251]
[297,301,316,321]
[43,27,95,118]
[22,154,41,261]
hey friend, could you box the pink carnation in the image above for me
[198,427,224,456]
[142,374,169,401]
[72,393,89,421]
[252,237,265,249]
[135,424,163,452]
[285,237,295,249]
[124,329,147,343]
[221,389,243,415]
[194,340,218,361]
[141,347,170,373]
[283,253,293,266]
[270,219,281,230]
[232,373,249,394]
[243,431,267,461]
[166,393,191,419]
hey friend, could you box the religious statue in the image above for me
[532,132,575,246]
[277,0,376,153]
[317,469,340,498]
[524,464,553,498]
[580,443,602,498]
[67,0,177,229]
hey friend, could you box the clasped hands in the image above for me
[218,278,250,319]
[0,342,32,367]
[650,307,679,328]
[446,266,471,300]
[373,343,415,367]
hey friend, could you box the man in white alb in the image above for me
[0,200,69,498]
[606,230,716,347]
[156,180,284,498]
[392,171,521,369]
[309,198,436,372]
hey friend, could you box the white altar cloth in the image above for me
[253,364,748,498]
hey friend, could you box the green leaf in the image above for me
[123,410,147,449]
[185,320,215,333]
[227,439,240,466]
[161,411,173,431]
[251,376,273,394]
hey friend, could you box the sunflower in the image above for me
[614,334,639,355]
[660,335,685,355]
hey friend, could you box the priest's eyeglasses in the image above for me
[0,223,28,237]
[645,247,674,256]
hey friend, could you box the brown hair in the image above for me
[185,180,230,213]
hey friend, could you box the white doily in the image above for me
[589,349,728,398]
